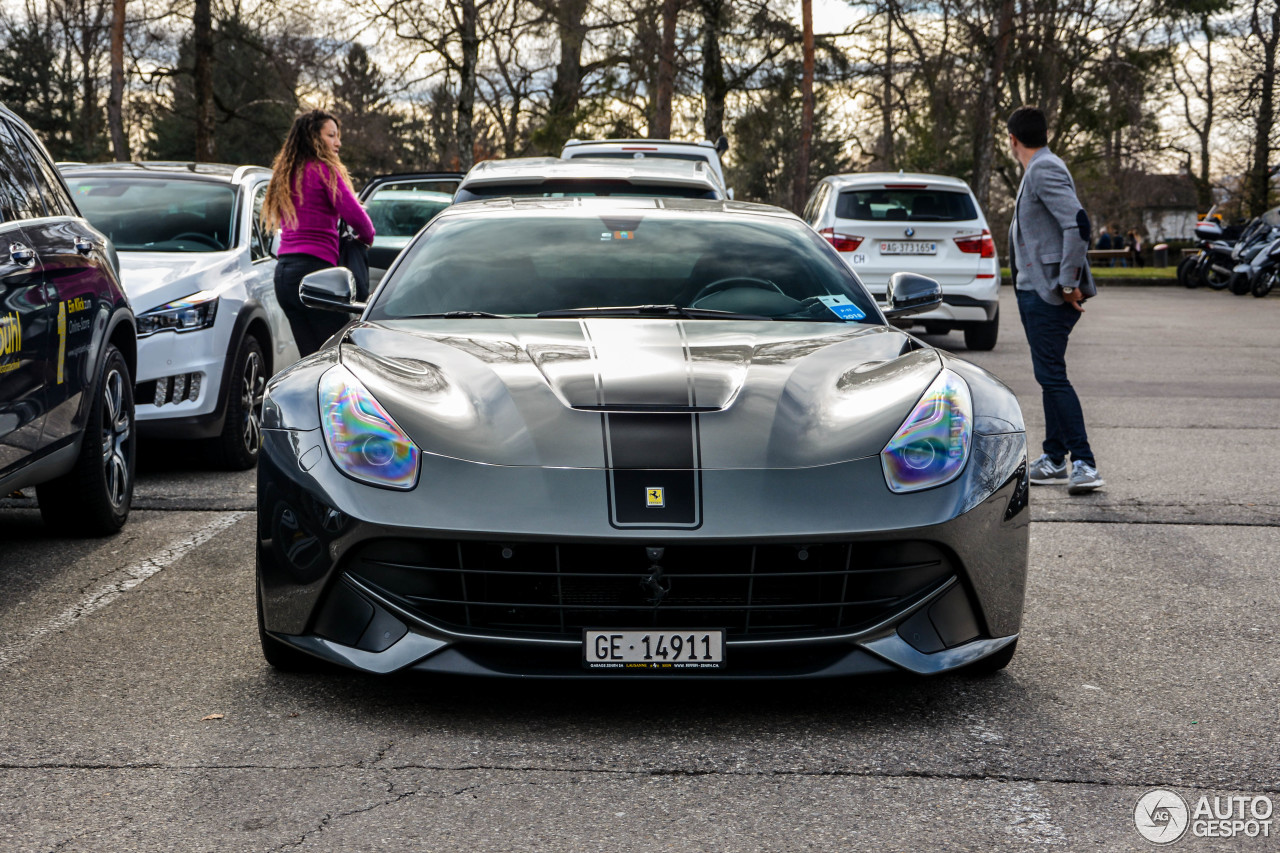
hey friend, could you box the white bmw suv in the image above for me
[802,172,1001,350]
[62,162,299,468]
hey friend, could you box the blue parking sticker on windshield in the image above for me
[817,295,866,321]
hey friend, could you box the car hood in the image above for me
[117,251,240,313]
[338,319,942,470]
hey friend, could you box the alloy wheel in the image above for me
[240,349,264,455]
[100,366,131,510]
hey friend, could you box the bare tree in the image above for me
[1246,0,1280,216]
[108,0,128,159]
[192,0,214,160]
[652,0,680,137]
[793,0,814,211]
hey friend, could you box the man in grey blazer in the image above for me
[1006,106,1104,494]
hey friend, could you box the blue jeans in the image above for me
[1015,288,1094,466]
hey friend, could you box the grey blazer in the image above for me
[1008,148,1096,305]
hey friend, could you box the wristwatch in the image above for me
[1062,286,1076,295]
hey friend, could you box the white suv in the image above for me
[62,162,299,468]
[802,172,1001,350]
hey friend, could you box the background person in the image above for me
[1005,105,1104,496]
[262,109,375,356]
[1127,229,1145,267]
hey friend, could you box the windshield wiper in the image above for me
[536,304,772,321]
[398,311,512,319]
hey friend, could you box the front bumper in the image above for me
[134,326,226,433]
[257,428,1029,678]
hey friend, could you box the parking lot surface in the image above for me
[2,287,1277,851]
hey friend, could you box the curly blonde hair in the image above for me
[261,109,355,232]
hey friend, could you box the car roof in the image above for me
[58,161,270,184]
[822,172,973,192]
[439,196,792,222]
[563,138,720,151]
[460,156,719,187]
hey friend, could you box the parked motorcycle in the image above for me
[1247,232,1280,297]
[1188,208,1240,290]
[1225,209,1280,295]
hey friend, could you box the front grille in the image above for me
[343,539,954,640]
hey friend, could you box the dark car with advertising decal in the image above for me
[0,102,137,534]
[256,197,1028,679]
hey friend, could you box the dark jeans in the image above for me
[1015,288,1094,466]
[274,253,348,357]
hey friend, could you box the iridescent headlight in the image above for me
[319,365,420,490]
[881,368,972,493]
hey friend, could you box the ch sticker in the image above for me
[646,487,665,508]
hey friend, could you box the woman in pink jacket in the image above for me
[262,110,375,355]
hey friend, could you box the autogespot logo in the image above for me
[1135,789,1190,844]
[1134,789,1276,843]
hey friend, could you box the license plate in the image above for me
[879,240,937,255]
[583,629,725,671]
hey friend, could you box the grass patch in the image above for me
[1000,266,1176,280]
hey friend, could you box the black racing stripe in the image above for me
[604,413,702,528]
[606,413,696,469]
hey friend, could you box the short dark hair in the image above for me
[1007,106,1048,148]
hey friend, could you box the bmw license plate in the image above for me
[879,240,937,255]
[583,629,725,671]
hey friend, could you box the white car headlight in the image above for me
[136,290,219,336]
[319,365,420,490]
[881,368,972,493]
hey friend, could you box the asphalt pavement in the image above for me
[1,286,1277,852]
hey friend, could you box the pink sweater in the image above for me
[277,162,376,264]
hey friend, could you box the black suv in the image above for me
[0,103,137,534]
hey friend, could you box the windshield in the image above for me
[64,177,236,252]
[837,188,977,222]
[455,180,719,203]
[368,210,879,323]
[366,190,452,239]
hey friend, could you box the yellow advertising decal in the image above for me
[57,301,66,384]
[0,311,20,375]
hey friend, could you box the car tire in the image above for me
[963,311,999,351]
[257,567,323,671]
[207,334,265,471]
[962,640,1017,676]
[36,344,135,535]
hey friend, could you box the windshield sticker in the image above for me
[600,231,635,241]
[817,295,866,321]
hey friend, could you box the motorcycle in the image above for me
[1247,232,1280,297]
[1225,208,1280,295]
[1187,208,1241,290]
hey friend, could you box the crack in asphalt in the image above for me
[3,762,1277,795]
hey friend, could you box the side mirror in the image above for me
[714,135,729,156]
[727,187,735,200]
[300,267,366,314]
[883,272,942,319]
